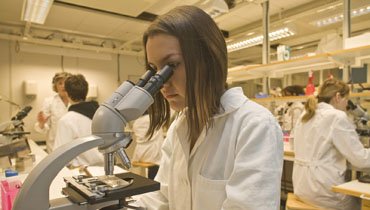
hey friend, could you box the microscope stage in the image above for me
[62,172,160,205]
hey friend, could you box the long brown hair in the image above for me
[301,78,349,122]
[143,6,228,145]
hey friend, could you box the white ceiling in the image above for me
[0,0,369,67]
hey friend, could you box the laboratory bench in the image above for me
[332,180,370,210]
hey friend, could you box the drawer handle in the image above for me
[360,194,370,200]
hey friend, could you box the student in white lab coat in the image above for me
[292,78,370,210]
[132,113,165,165]
[54,74,104,168]
[132,112,166,179]
[34,72,71,153]
[137,6,284,210]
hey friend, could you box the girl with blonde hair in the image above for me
[293,78,370,210]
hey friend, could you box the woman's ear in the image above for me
[335,92,341,102]
[330,92,340,105]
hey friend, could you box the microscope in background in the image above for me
[0,106,32,140]
[0,106,33,171]
[347,99,370,183]
[347,100,370,148]
[13,65,175,210]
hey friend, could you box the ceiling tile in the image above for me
[45,4,87,31]
[0,0,24,23]
[76,13,126,37]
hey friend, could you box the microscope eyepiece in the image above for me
[347,100,356,110]
[143,65,174,96]
[11,106,32,121]
[347,100,370,122]
[136,69,156,87]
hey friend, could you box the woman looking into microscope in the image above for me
[136,5,284,210]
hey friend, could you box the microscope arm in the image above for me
[13,135,104,210]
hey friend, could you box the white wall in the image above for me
[0,40,145,144]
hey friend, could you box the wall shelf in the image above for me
[228,44,370,83]
[330,44,370,67]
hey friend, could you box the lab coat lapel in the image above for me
[175,88,247,160]
[175,113,191,161]
[174,114,206,160]
[190,129,206,158]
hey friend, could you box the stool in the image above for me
[132,161,158,180]
[286,193,321,210]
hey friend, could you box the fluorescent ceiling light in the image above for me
[21,0,54,24]
[199,0,229,18]
[227,28,295,52]
[313,5,370,27]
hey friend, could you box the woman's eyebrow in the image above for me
[148,53,182,69]
[159,53,182,63]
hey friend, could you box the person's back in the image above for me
[54,74,104,167]
[293,103,357,209]
[293,78,370,210]
[56,101,103,167]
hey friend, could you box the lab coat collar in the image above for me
[215,87,248,119]
[175,87,248,159]
[54,94,70,108]
[317,102,335,110]
[68,101,99,119]
[193,87,247,150]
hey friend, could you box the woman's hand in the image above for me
[37,111,49,129]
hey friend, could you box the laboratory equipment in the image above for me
[347,100,370,124]
[347,100,370,148]
[13,65,175,210]
[0,105,32,142]
[0,106,32,169]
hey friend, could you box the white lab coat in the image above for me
[54,111,104,167]
[293,102,370,210]
[132,114,165,165]
[34,94,68,152]
[138,87,284,210]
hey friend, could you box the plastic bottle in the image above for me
[305,71,315,95]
